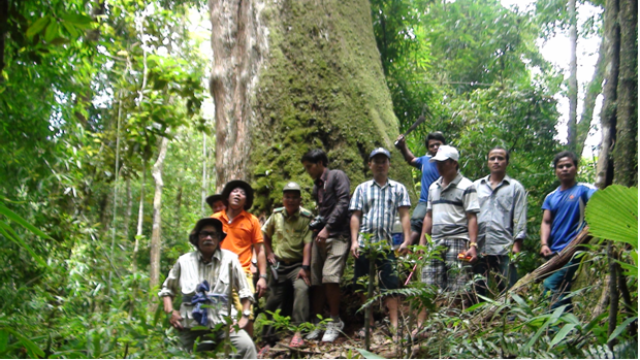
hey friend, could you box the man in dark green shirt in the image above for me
[262,182,313,348]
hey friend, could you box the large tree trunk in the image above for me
[149,137,169,293]
[576,40,605,155]
[566,0,578,148]
[613,0,637,187]
[595,0,620,189]
[210,0,415,210]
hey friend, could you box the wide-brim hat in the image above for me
[205,194,225,208]
[221,180,254,210]
[189,218,227,247]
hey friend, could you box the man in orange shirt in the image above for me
[212,180,267,337]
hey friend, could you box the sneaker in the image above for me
[306,327,322,340]
[321,319,344,343]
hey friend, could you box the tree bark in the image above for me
[124,177,133,242]
[0,0,8,75]
[595,0,620,189]
[210,0,415,211]
[612,0,637,187]
[576,40,605,155]
[201,133,208,216]
[566,0,578,148]
[149,137,169,293]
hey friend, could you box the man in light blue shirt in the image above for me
[540,151,596,312]
[395,132,445,245]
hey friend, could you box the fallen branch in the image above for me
[475,227,592,322]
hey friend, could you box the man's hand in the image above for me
[512,240,522,254]
[395,134,406,148]
[297,268,311,286]
[250,262,258,275]
[256,277,267,298]
[169,310,183,330]
[316,227,329,243]
[464,246,478,263]
[236,316,249,331]
[351,242,360,259]
[540,244,553,257]
[397,241,411,255]
[266,252,276,265]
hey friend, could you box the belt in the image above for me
[275,258,302,266]
[182,294,228,304]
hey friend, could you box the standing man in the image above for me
[349,148,411,340]
[395,132,445,245]
[417,145,479,330]
[301,149,351,343]
[540,151,596,312]
[262,182,313,348]
[158,218,257,358]
[473,147,527,298]
[212,180,268,337]
[206,193,226,214]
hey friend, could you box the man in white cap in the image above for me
[415,145,479,335]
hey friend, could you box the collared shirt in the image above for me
[312,168,351,237]
[413,154,440,203]
[262,206,313,262]
[158,249,254,329]
[212,210,263,274]
[542,182,596,253]
[427,172,480,241]
[474,174,527,255]
[349,179,411,247]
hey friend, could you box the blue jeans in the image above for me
[543,255,580,312]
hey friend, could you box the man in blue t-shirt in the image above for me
[540,150,596,312]
[395,131,445,245]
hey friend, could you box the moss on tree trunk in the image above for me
[211,0,415,210]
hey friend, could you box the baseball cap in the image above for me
[369,147,391,160]
[429,145,459,162]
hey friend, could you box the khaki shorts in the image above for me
[311,235,349,285]
[232,272,255,320]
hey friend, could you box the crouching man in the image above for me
[159,218,257,358]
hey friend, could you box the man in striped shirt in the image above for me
[416,145,479,333]
[349,147,411,339]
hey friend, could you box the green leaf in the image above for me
[3,328,44,358]
[357,348,386,359]
[549,323,576,347]
[26,16,51,39]
[44,21,60,42]
[61,21,79,38]
[61,13,93,26]
[0,329,7,352]
[607,316,638,343]
[585,185,638,248]
[0,221,47,267]
[0,202,54,241]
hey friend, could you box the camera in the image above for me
[308,215,326,232]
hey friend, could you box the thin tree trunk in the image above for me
[107,89,124,290]
[149,137,169,294]
[201,133,207,216]
[133,160,147,273]
[613,0,637,187]
[124,177,133,242]
[607,243,619,351]
[595,0,620,189]
[593,275,610,318]
[0,0,9,75]
[567,0,578,148]
[175,185,182,229]
[576,40,605,155]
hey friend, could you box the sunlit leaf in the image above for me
[585,185,638,248]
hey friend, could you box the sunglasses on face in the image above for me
[198,231,219,239]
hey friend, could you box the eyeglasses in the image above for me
[198,231,219,239]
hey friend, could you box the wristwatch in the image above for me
[469,242,478,248]
[301,265,310,271]
[259,273,268,280]
[242,310,252,318]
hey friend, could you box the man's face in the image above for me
[369,155,390,177]
[212,200,226,214]
[436,159,457,176]
[488,149,508,174]
[197,225,221,252]
[302,161,323,180]
[283,191,301,214]
[555,157,577,182]
[228,187,247,209]
[427,140,443,156]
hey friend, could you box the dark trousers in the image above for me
[262,262,309,343]
[473,254,518,299]
[543,255,580,313]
